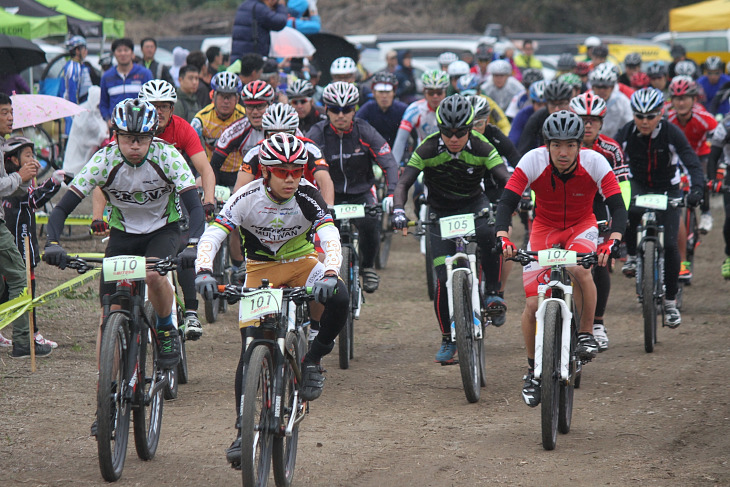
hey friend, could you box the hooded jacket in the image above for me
[232,0,288,61]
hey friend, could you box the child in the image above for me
[1,136,68,348]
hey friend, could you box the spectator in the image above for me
[356,72,408,147]
[207,46,224,74]
[174,65,202,123]
[470,43,495,84]
[0,73,29,96]
[187,50,213,108]
[140,37,173,83]
[99,53,113,73]
[514,40,543,72]
[261,59,288,103]
[394,50,417,103]
[231,0,288,61]
[99,38,152,121]
[64,86,108,174]
[286,0,320,34]
[226,52,265,83]
[169,46,190,88]
[383,50,399,74]
[481,60,525,112]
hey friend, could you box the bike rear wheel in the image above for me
[642,241,658,353]
[133,307,164,461]
[241,345,274,487]
[338,246,354,370]
[541,301,561,450]
[453,272,481,403]
[273,333,303,487]
[97,313,132,482]
[558,316,577,434]
[164,303,183,399]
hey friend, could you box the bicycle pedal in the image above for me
[436,359,459,366]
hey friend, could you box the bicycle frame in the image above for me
[337,218,362,319]
[445,239,483,342]
[533,270,574,382]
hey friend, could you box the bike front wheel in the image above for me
[541,301,561,450]
[241,345,274,487]
[453,272,481,403]
[273,334,304,487]
[642,241,658,353]
[558,316,577,434]
[134,302,164,460]
[97,313,132,482]
[338,246,354,370]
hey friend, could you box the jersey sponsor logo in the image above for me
[378,143,391,155]
[251,224,304,240]
[106,186,171,205]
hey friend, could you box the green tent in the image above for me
[35,0,124,38]
[0,9,67,39]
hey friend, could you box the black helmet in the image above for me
[557,53,577,71]
[544,79,573,102]
[542,110,585,142]
[592,45,609,58]
[436,94,474,129]
[371,71,398,89]
[521,68,544,88]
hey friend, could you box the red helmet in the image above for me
[242,80,275,104]
[630,71,650,89]
[669,75,698,97]
[574,61,591,76]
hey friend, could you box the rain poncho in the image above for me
[63,86,108,174]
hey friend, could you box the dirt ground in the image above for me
[2,201,729,486]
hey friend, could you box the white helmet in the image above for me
[322,81,360,107]
[330,56,357,75]
[585,36,602,48]
[488,60,512,75]
[589,63,618,86]
[139,79,177,104]
[447,60,470,77]
[438,51,459,66]
[262,103,300,133]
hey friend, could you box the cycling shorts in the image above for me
[522,219,598,297]
[241,253,326,328]
[100,223,181,303]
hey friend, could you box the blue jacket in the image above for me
[99,64,153,120]
[232,0,288,61]
[286,0,320,34]
[698,74,730,115]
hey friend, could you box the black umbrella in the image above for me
[305,33,358,85]
[0,35,46,74]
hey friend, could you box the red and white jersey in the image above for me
[505,146,622,230]
[667,104,718,156]
[592,134,629,182]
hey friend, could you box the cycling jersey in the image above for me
[61,59,91,104]
[398,99,439,143]
[591,134,630,218]
[614,120,705,192]
[197,178,341,272]
[241,136,329,184]
[69,140,197,234]
[481,77,525,113]
[698,74,730,115]
[191,102,246,172]
[395,130,509,211]
[667,104,717,156]
[307,118,398,197]
[159,114,205,157]
[496,147,624,232]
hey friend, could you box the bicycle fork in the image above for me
[445,253,483,342]
[534,281,573,382]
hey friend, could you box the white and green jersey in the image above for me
[70,139,196,234]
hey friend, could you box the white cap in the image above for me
[447,60,470,77]
[488,60,512,75]
[585,36,602,48]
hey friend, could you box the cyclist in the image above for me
[446,60,471,96]
[517,78,574,155]
[480,59,526,113]
[509,80,546,146]
[470,43,495,84]
[619,52,643,87]
[194,133,348,467]
[698,56,730,116]
[286,78,327,134]
[392,94,511,360]
[616,88,705,328]
[209,79,276,187]
[505,68,544,120]
[330,56,371,105]
[588,63,633,139]
[356,71,408,147]
[556,53,577,77]
[707,114,730,278]
[307,81,399,293]
[647,62,670,99]
[496,110,627,406]
[438,51,459,72]
[43,99,205,375]
[569,92,630,352]
[191,71,246,187]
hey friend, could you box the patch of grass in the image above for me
[71,343,83,352]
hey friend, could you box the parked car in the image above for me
[653,31,730,67]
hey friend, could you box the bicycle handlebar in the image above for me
[214,284,315,306]
[63,255,180,275]
[331,204,383,220]
[506,249,598,269]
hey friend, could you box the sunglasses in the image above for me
[440,126,470,138]
[425,89,445,97]
[291,98,310,105]
[268,166,304,179]
[244,103,268,112]
[117,133,153,144]
[634,112,660,120]
[327,105,355,114]
[264,130,296,138]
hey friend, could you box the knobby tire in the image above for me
[541,301,561,450]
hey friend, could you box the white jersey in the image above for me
[70,139,196,234]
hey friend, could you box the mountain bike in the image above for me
[633,194,684,353]
[63,255,178,482]
[331,203,382,370]
[152,269,188,400]
[508,248,598,451]
[205,185,234,324]
[216,281,313,487]
[373,165,393,270]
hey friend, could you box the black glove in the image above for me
[312,274,338,303]
[43,242,67,269]
[203,202,216,222]
[178,245,198,270]
[195,271,216,301]
[686,188,703,207]
[90,219,109,234]
[391,208,408,230]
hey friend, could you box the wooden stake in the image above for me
[24,235,35,372]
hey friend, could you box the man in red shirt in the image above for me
[667,75,718,278]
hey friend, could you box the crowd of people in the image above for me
[1,18,729,473]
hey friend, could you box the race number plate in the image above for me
[439,214,475,238]
[538,249,577,267]
[635,194,668,210]
[214,185,231,202]
[332,204,365,220]
[102,255,146,282]
[239,288,283,326]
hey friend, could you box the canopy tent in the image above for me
[669,0,730,32]
[1,0,102,37]
[0,9,66,39]
[36,0,124,38]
